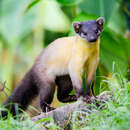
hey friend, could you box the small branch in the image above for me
[0,81,9,97]
[31,91,112,128]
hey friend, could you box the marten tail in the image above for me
[1,68,39,118]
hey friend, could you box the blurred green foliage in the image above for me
[0,0,130,103]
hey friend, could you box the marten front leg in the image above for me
[56,75,77,103]
[84,78,95,103]
[69,62,84,98]
[91,80,95,97]
[69,58,97,102]
[85,58,98,101]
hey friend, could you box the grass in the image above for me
[71,74,130,130]
[0,74,130,130]
[0,112,42,130]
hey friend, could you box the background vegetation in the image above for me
[0,0,130,125]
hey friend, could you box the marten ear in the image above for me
[73,22,81,33]
[96,17,104,31]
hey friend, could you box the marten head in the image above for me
[73,17,104,43]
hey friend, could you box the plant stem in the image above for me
[73,5,77,17]
[100,0,104,17]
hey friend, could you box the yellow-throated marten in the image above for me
[1,17,104,118]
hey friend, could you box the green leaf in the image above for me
[0,0,38,46]
[72,13,98,21]
[100,28,128,76]
[35,117,52,124]
[107,3,127,35]
[0,0,70,45]
[42,0,70,32]
[82,70,86,92]
[126,82,130,93]
[24,0,41,13]
[56,0,83,6]
[79,0,118,21]
[107,29,130,60]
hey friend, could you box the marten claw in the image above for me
[82,95,92,103]
[71,95,77,101]
[46,105,56,112]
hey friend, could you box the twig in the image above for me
[0,81,9,97]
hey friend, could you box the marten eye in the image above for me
[83,32,87,35]
[95,29,99,33]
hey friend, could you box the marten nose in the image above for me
[88,36,97,42]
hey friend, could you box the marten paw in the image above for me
[70,95,77,101]
[47,106,56,112]
[82,95,92,103]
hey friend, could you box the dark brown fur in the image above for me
[1,71,77,118]
[56,75,77,103]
